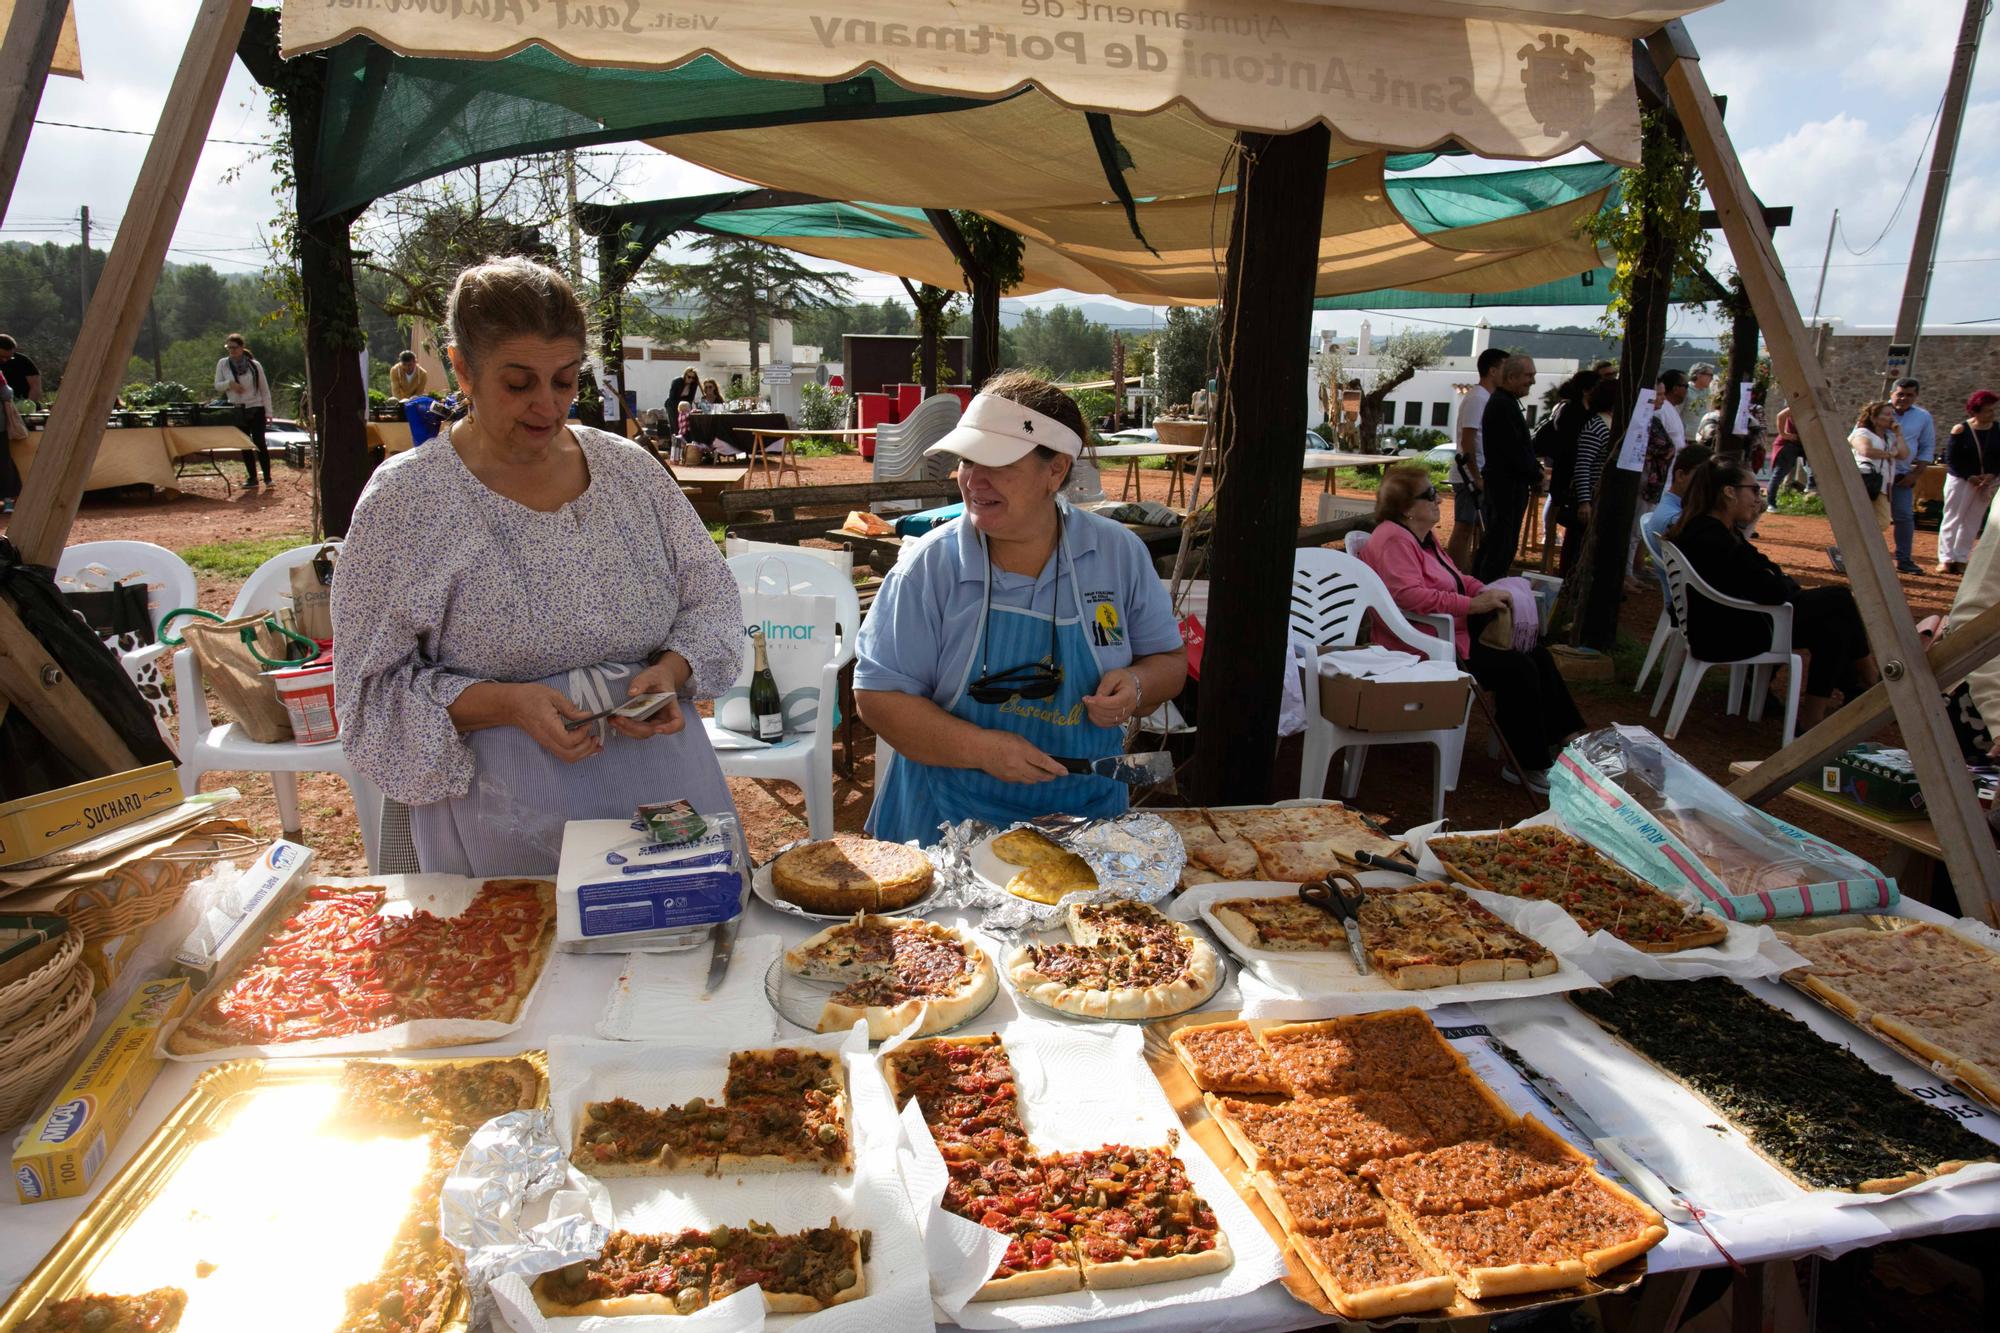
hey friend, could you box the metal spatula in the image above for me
[1051,752,1177,788]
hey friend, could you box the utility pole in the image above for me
[1884,0,1987,391]
[77,203,89,313]
[1809,208,1837,326]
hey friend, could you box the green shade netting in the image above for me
[310,43,995,220]
[1386,161,1622,234]
[695,203,928,242]
[1315,270,1616,308]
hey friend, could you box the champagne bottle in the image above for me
[749,628,784,740]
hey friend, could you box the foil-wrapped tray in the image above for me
[0,1052,546,1333]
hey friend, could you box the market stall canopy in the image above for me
[282,1,1715,164]
[598,158,1619,305]
[1,0,84,78]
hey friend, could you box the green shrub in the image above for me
[797,382,848,432]
[122,381,197,408]
[1772,489,1825,516]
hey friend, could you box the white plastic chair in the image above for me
[1290,548,1471,822]
[170,541,384,868]
[1632,520,1682,705]
[1657,545,1801,747]
[712,550,861,839]
[57,540,198,748]
[1342,529,1459,647]
[871,395,962,484]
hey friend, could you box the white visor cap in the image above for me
[925,393,1082,467]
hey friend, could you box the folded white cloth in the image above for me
[1318,645,1423,678]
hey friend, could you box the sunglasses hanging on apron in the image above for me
[871,511,1126,845]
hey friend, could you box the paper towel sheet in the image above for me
[1473,989,2000,1262]
[1405,821,1810,984]
[890,1020,1288,1328]
[492,1029,933,1333]
[1169,877,1599,1018]
[157,873,562,1061]
[595,935,782,1043]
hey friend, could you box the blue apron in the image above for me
[871,523,1127,844]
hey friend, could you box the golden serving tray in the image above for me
[1141,1010,1645,1324]
[0,1052,547,1333]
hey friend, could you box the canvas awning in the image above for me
[598,157,1619,305]
[282,2,1718,165]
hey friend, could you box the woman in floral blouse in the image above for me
[332,258,744,875]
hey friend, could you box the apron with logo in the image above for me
[870,524,1129,844]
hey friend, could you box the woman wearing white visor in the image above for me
[854,373,1187,843]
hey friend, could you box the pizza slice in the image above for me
[1169,1020,1289,1095]
[1166,809,1261,879]
[1055,1145,1234,1289]
[1509,1176,1666,1277]
[1256,1020,1374,1096]
[785,917,996,1038]
[1394,1200,1589,1298]
[942,1153,1084,1299]
[335,1057,542,1139]
[1400,1074,1517,1147]
[1205,1095,1346,1173]
[1288,1227,1457,1320]
[1362,1124,1590,1215]
[572,1078,850,1176]
[1249,1165,1384,1235]
[1209,896,1346,952]
[19,1290,187,1333]
[882,1035,1029,1160]
[1337,1009,1467,1084]
[1301,1091,1437,1169]
[722,1047,844,1102]
[708,1220,870,1312]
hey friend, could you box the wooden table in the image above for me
[1087,441,1202,504]
[669,465,749,519]
[1728,759,1952,901]
[1302,449,1398,495]
[742,427,876,487]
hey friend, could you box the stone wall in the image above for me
[1817,333,2000,434]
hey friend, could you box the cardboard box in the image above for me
[13,976,192,1203]
[172,840,315,985]
[1318,672,1470,733]
[556,820,743,953]
[0,762,182,868]
[1820,744,1926,820]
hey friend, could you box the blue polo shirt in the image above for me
[1893,403,1936,476]
[855,504,1182,706]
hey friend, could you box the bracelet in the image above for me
[1127,668,1144,714]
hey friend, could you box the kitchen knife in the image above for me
[702,913,740,997]
[1350,848,1424,877]
[1051,752,1177,787]
[1511,1059,1692,1222]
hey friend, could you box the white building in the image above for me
[617,319,834,421]
[1310,319,1581,438]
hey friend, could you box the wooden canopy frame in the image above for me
[2,2,1995,919]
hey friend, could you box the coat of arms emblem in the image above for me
[1518,33,1597,137]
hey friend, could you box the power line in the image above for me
[1837,94,1946,258]
[31,117,271,149]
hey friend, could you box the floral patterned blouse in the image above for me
[331,425,742,806]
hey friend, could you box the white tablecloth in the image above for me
[7,890,1997,1329]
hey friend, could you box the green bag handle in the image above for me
[158,606,321,667]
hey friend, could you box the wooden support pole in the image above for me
[1653,21,2000,921]
[8,0,256,566]
[1189,124,1330,806]
[1732,599,2000,804]
[0,0,66,220]
[0,592,141,774]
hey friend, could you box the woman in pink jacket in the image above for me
[1356,465,1585,794]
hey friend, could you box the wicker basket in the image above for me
[0,961,93,1074]
[0,928,84,1029]
[0,967,95,1131]
[1152,418,1209,449]
[46,823,254,942]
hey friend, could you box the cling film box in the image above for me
[13,976,192,1204]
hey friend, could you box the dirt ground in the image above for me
[4,448,1968,887]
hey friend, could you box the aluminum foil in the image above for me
[928,810,1186,935]
[440,1109,611,1330]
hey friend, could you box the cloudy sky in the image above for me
[6,0,1996,341]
